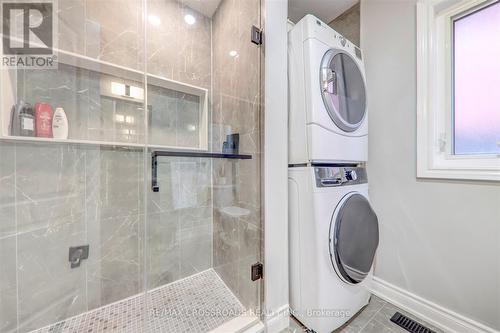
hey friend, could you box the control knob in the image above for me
[345,169,358,181]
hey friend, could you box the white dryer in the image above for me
[288,166,379,333]
[288,15,368,164]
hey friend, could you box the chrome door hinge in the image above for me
[251,25,263,45]
[251,262,263,281]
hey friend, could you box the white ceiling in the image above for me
[288,0,359,24]
[182,0,222,18]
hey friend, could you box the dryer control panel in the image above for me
[314,166,367,187]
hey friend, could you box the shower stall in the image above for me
[0,0,263,332]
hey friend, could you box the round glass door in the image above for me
[320,50,367,132]
[329,193,379,284]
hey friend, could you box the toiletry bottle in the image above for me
[18,103,35,137]
[52,107,69,139]
[34,102,53,138]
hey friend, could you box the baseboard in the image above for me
[208,312,261,333]
[371,277,499,333]
[264,304,290,333]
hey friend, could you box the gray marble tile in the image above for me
[17,221,87,332]
[212,0,260,104]
[57,0,86,55]
[85,148,143,220]
[146,0,212,89]
[213,210,239,267]
[179,208,212,277]
[148,87,204,149]
[148,86,179,147]
[148,158,211,214]
[147,211,181,289]
[84,19,101,59]
[15,143,86,235]
[0,236,17,332]
[176,93,202,148]
[211,3,263,311]
[87,214,142,308]
[236,220,261,310]
[359,315,408,333]
[0,143,15,238]
[341,295,386,332]
[85,0,144,70]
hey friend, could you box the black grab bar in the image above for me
[151,150,252,192]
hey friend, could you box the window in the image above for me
[417,0,500,181]
[453,1,500,155]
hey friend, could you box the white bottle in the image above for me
[52,107,69,139]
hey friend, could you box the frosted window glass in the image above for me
[453,1,500,155]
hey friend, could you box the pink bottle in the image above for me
[34,102,53,138]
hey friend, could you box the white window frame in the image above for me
[416,0,500,181]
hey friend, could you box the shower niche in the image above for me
[0,50,209,150]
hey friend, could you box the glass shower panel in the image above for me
[0,1,147,332]
[211,0,263,316]
[145,0,263,331]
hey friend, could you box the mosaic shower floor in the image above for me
[30,269,245,333]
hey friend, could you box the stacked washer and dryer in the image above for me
[288,15,379,333]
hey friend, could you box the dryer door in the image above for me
[320,50,366,132]
[329,193,379,284]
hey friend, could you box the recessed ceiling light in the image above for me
[148,15,161,26]
[229,50,239,57]
[184,14,196,25]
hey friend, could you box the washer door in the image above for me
[329,193,379,284]
[320,50,367,132]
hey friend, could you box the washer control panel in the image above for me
[315,166,367,187]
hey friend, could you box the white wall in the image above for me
[361,0,500,331]
[264,0,289,332]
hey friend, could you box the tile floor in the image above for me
[286,295,444,333]
[30,269,245,333]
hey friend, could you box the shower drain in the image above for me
[390,312,435,333]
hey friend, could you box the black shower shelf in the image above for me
[151,150,252,192]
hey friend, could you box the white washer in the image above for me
[288,15,368,164]
[289,166,379,333]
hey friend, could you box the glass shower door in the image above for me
[144,0,263,331]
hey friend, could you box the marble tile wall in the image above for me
[0,1,215,332]
[0,143,145,333]
[147,157,213,289]
[0,143,16,333]
[58,0,144,70]
[144,0,214,296]
[0,144,215,333]
[146,0,212,89]
[211,0,262,312]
